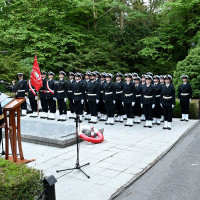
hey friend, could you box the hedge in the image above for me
[0,158,44,200]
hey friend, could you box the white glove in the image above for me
[141,104,143,108]
[172,104,175,108]
[25,96,27,99]
[160,103,162,107]
[132,102,135,106]
[64,98,67,103]
[53,97,57,101]
[81,99,84,104]
[73,99,74,103]
[122,102,124,106]
[178,99,180,102]
[96,99,99,104]
[152,104,155,108]
[103,100,105,103]
[189,99,192,102]
[113,100,116,104]
[35,96,38,101]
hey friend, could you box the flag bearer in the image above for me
[39,71,48,119]
[72,73,85,122]
[28,72,38,117]
[46,71,56,120]
[160,75,175,130]
[152,75,162,125]
[54,71,68,121]
[114,72,124,123]
[104,73,116,125]
[178,75,192,122]
[141,75,155,128]
[122,73,136,127]
[86,72,100,124]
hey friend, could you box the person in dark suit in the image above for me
[160,75,175,130]
[39,71,48,118]
[178,75,192,122]
[114,72,124,123]
[54,71,68,121]
[46,71,56,120]
[104,73,116,125]
[122,73,136,127]
[141,75,155,128]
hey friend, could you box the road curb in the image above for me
[110,120,200,200]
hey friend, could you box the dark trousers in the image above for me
[105,101,114,117]
[143,104,153,120]
[0,128,2,145]
[21,100,27,110]
[163,105,172,122]
[153,104,162,118]
[88,101,98,116]
[115,100,124,116]
[98,100,106,114]
[74,101,83,115]
[46,98,56,113]
[134,103,142,117]
[41,98,48,113]
[29,98,37,112]
[57,99,67,115]
[84,99,90,114]
[68,98,75,113]
[124,103,134,118]
[180,100,189,114]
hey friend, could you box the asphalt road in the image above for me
[115,121,200,200]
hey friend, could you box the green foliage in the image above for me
[0,158,44,200]
[173,46,200,98]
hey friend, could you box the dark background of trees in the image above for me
[0,0,199,97]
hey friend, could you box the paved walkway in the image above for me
[21,113,198,200]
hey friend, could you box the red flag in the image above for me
[31,55,42,92]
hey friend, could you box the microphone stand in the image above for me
[56,115,90,178]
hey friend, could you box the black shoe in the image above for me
[137,122,141,124]
[180,119,185,121]
[167,127,171,130]
[143,125,148,127]
[88,120,93,123]
[129,124,133,127]
[148,126,152,128]
[93,122,97,124]
[156,123,161,125]
[110,123,114,125]
[125,124,129,126]
[185,120,189,122]
[163,127,167,129]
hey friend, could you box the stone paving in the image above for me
[19,112,198,200]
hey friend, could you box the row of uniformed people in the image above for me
[12,71,192,130]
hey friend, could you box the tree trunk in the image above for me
[92,0,97,31]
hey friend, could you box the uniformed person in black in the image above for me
[104,73,116,125]
[122,73,136,127]
[39,71,48,119]
[141,75,155,128]
[54,71,68,121]
[99,72,107,121]
[178,75,192,122]
[133,76,142,124]
[28,72,38,117]
[14,73,28,116]
[160,75,175,130]
[115,73,124,123]
[159,75,165,122]
[152,75,162,125]
[46,71,56,120]
[0,98,5,145]
[68,72,76,119]
[72,73,85,122]
[86,72,100,124]
[140,74,146,121]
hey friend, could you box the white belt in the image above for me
[88,94,97,96]
[163,96,172,99]
[116,91,123,94]
[57,90,64,93]
[144,95,152,98]
[181,93,189,96]
[74,93,82,95]
[156,95,160,98]
[68,90,73,93]
[29,89,35,91]
[18,90,25,92]
[101,91,104,93]
[136,94,141,97]
[105,92,113,95]
[125,93,133,97]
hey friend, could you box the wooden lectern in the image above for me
[3,97,35,164]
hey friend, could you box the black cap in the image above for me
[164,74,172,80]
[85,71,91,76]
[101,72,107,78]
[69,72,75,76]
[106,73,113,78]
[48,71,55,76]
[146,72,153,76]
[153,75,160,80]
[134,76,141,81]
[145,75,153,80]
[90,72,97,77]
[41,71,47,75]
[124,73,132,78]
[17,73,23,76]
[59,71,66,76]
[182,75,188,79]
[116,72,123,77]
[75,72,81,77]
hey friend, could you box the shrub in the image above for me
[0,158,44,200]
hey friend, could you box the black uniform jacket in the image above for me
[103,81,116,102]
[28,80,37,99]
[115,81,124,101]
[153,83,162,104]
[46,79,55,99]
[178,82,192,101]
[135,84,142,104]
[39,78,47,99]
[72,80,85,101]
[141,84,155,105]
[67,79,75,99]
[122,82,136,104]
[86,80,100,101]
[0,103,4,126]
[14,79,28,97]
[161,83,175,106]
[99,81,106,101]
[54,79,68,99]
